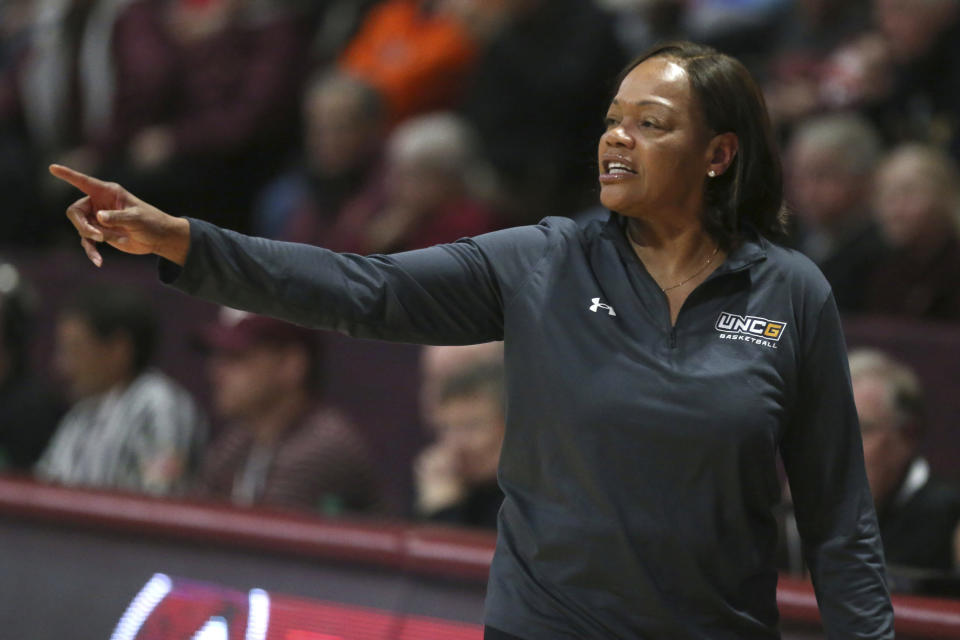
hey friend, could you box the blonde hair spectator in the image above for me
[873,143,960,248]
[387,112,498,202]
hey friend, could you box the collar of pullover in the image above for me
[604,211,768,278]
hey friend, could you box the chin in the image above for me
[599,185,637,214]
[599,188,623,212]
[600,198,640,219]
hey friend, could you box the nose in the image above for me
[602,122,633,149]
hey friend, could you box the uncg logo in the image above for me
[715,312,786,341]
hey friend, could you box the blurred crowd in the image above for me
[3,0,960,315]
[2,0,960,595]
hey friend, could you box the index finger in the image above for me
[49,164,111,196]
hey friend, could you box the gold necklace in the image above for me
[659,244,719,292]
[627,226,720,292]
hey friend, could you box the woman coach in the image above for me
[55,42,893,639]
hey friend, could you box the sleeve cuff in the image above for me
[157,256,182,284]
[157,217,206,291]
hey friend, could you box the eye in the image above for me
[641,120,659,129]
[604,117,619,129]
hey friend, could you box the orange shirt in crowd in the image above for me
[339,0,477,124]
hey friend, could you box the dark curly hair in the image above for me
[615,42,788,249]
[61,286,158,376]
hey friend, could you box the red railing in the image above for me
[2,475,959,637]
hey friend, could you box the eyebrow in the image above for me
[610,98,675,110]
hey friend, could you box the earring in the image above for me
[708,170,717,177]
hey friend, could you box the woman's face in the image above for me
[598,57,714,221]
[874,154,946,248]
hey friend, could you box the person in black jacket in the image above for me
[53,41,893,639]
[850,348,960,572]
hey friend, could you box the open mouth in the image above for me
[600,158,637,181]
[604,160,637,175]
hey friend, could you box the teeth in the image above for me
[607,161,633,174]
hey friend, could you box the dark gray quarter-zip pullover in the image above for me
[160,213,894,639]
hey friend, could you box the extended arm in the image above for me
[51,164,556,346]
[160,218,505,344]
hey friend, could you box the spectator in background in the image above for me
[768,0,870,68]
[306,0,381,66]
[36,287,206,495]
[594,0,686,57]
[850,349,960,571]
[785,112,887,312]
[415,361,505,529]
[338,0,478,125]
[815,31,895,116]
[865,144,960,320]
[321,112,501,255]
[871,0,960,154]
[785,0,960,153]
[0,0,32,68]
[253,71,387,243]
[0,0,134,244]
[683,0,792,69]
[449,0,626,223]
[90,0,307,232]
[419,341,504,421]
[761,0,872,129]
[780,349,960,576]
[195,310,378,514]
[0,261,65,470]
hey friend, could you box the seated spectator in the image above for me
[419,341,504,420]
[0,261,65,470]
[785,113,887,312]
[871,0,960,154]
[252,71,387,243]
[780,349,960,577]
[194,310,379,514]
[851,349,960,571]
[761,0,872,129]
[683,0,792,68]
[0,0,133,244]
[865,144,960,320]
[594,0,685,57]
[415,361,505,529]
[0,0,31,69]
[777,0,960,153]
[36,287,206,495]
[449,0,625,222]
[306,0,381,65]
[93,0,307,231]
[338,0,478,124]
[322,112,501,255]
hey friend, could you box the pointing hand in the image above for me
[50,164,190,267]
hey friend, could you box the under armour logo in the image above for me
[589,297,616,316]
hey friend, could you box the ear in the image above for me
[278,346,309,386]
[108,332,136,376]
[706,132,739,178]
